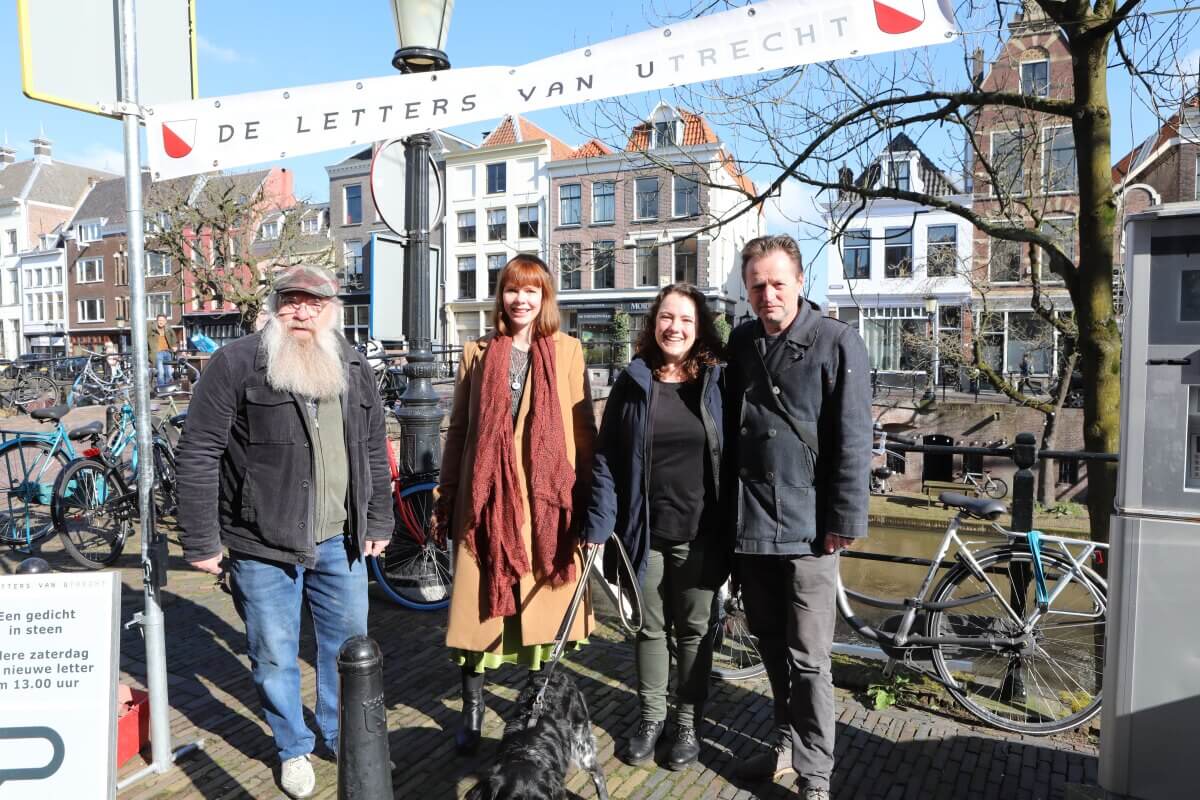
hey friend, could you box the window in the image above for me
[487,208,507,241]
[344,184,363,224]
[486,254,505,297]
[673,175,700,217]
[861,307,927,372]
[593,241,615,289]
[674,238,698,284]
[559,243,581,290]
[457,256,477,299]
[926,225,958,277]
[54,265,62,285]
[1021,60,1049,97]
[343,305,369,343]
[343,239,364,274]
[77,222,101,243]
[883,227,913,278]
[636,243,658,286]
[635,177,658,220]
[842,230,871,279]
[1043,126,1077,192]
[76,257,103,283]
[653,121,676,148]
[114,256,128,286]
[518,205,539,239]
[458,211,476,243]
[486,162,507,194]
[560,184,581,226]
[888,160,910,192]
[145,252,171,277]
[77,298,105,322]
[1007,312,1055,374]
[301,216,321,234]
[24,295,33,323]
[992,131,1027,196]
[146,293,171,319]
[5,230,16,254]
[592,181,615,224]
[1038,217,1075,281]
[260,220,280,240]
[989,237,1023,283]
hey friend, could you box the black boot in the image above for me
[666,725,700,770]
[455,668,485,756]
[624,719,664,765]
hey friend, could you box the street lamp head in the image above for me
[390,0,454,73]
[923,295,938,316]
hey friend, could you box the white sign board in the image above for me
[369,233,441,343]
[0,571,120,799]
[18,0,197,117]
[144,0,957,179]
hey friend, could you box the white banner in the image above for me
[145,0,956,180]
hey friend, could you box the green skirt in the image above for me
[452,610,584,673]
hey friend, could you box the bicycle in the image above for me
[837,491,1107,735]
[961,469,1008,499]
[0,359,60,410]
[66,351,130,407]
[368,442,451,610]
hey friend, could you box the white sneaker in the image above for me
[280,754,316,799]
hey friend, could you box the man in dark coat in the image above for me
[176,265,393,799]
[727,236,872,800]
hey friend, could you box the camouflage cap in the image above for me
[272,265,338,298]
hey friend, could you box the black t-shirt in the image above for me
[648,379,715,542]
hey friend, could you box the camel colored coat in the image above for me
[441,332,597,652]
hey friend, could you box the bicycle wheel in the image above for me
[152,438,178,520]
[986,477,1008,499]
[12,375,58,408]
[710,581,766,681]
[0,440,71,546]
[369,481,452,610]
[926,547,1106,735]
[51,459,130,569]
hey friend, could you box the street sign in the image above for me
[369,233,440,343]
[144,0,957,180]
[17,0,197,117]
[370,139,444,236]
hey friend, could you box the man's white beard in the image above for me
[263,316,347,400]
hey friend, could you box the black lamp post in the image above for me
[390,0,454,479]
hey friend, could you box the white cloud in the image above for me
[59,144,124,174]
[198,35,249,65]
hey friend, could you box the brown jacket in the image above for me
[440,332,597,652]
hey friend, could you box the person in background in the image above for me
[435,254,596,756]
[147,314,177,387]
[584,283,728,770]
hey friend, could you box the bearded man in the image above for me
[176,265,393,799]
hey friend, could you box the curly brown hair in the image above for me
[635,283,725,381]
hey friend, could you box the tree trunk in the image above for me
[1039,415,1058,507]
[1069,23,1122,547]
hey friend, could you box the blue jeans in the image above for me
[229,536,369,760]
[155,350,173,386]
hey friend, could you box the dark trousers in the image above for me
[739,551,838,791]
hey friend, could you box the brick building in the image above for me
[545,103,762,352]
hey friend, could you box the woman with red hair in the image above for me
[435,254,597,755]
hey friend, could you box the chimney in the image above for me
[971,48,984,91]
[0,145,15,168]
[31,136,52,162]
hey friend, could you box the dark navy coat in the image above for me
[583,357,725,580]
[727,300,872,555]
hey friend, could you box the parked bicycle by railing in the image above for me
[960,468,1008,499]
[66,349,131,407]
[0,357,60,410]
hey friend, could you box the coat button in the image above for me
[739,468,749,478]
[768,429,777,438]
[301,480,310,488]
[740,426,748,435]
[767,471,775,481]
[772,386,781,395]
[299,522,306,529]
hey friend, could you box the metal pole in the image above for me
[114,0,202,781]
[393,133,442,479]
[1001,431,1037,703]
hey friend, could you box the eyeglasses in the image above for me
[277,295,329,313]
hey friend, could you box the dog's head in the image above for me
[464,763,565,800]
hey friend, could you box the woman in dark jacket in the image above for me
[584,282,728,770]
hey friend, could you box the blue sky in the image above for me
[2,1,1191,305]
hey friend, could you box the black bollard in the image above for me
[16,557,51,574]
[337,636,391,800]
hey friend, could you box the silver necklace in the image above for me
[509,347,530,391]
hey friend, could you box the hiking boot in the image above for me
[666,725,700,770]
[280,754,316,799]
[735,728,793,781]
[799,786,831,800]
[624,719,664,765]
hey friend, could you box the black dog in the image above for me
[465,669,609,800]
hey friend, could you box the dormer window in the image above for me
[653,120,678,149]
[260,221,280,240]
[78,222,102,243]
[301,216,321,234]
[887,160,910,192]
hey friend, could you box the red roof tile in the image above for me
[720,152,757,198]
[566,139,615,160]
[625,109,719,151]
[480,115,574,161]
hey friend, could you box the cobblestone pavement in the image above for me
[2,533,1099,800]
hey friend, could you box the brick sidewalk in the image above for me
[2,537,1099,800]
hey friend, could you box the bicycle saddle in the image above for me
[67,421,103,440]
[29,405,70,422]
[939,492,1007,520]
[169,412,188,428]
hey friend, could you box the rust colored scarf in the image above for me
[465,334,576,620]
